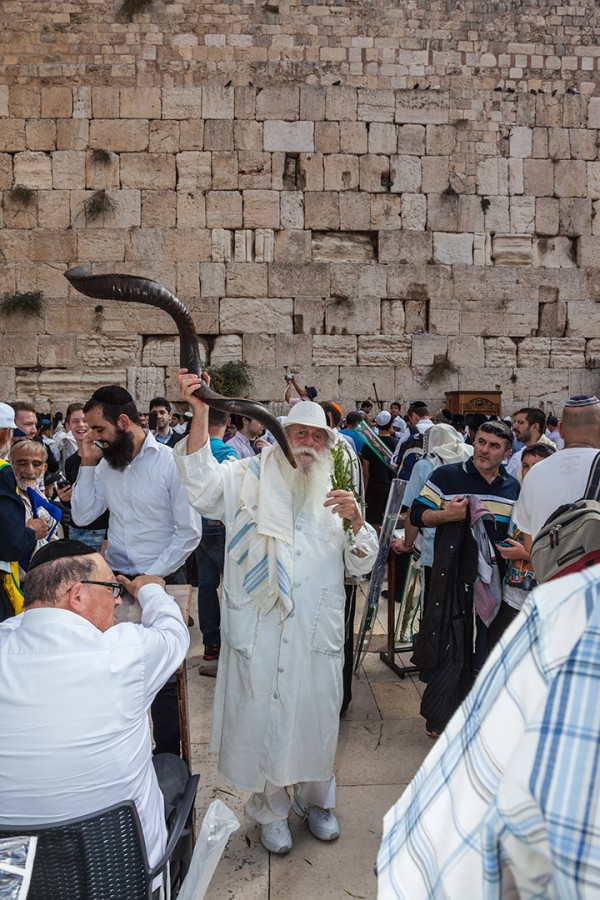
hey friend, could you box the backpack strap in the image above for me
[583,452,600,501]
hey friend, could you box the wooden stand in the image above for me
[445,390,502,416]
[379,554,420,679]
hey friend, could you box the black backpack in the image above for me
[531,452,600,583]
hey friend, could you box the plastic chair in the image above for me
[0,773,199,900]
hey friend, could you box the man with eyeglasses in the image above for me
[408,419,520,737]
[175,372,378,856]
[0,539,190,878]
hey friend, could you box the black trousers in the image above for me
[151,565,188,756]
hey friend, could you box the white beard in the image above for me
[272,443,333,517]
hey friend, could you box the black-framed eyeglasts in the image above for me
[80,580,124,599]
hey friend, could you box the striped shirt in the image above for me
[410,458,519,539]
[377,563,600,898]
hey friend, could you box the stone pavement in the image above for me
[186,588,431,899]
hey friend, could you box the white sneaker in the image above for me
[260,818,293,854]
[292,798,340,841]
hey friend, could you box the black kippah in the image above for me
[91,385,133,405]
[27,539,97,573]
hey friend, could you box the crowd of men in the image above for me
[1,377,600,897]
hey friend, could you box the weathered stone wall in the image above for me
[0,0,599,411]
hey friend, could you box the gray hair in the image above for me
[23,555,96,608]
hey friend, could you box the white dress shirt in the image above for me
[71,431,202,576]
[0,584,190,870]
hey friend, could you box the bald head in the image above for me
[560,402,600,448]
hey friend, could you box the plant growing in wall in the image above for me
[206,361,251,396]
[424,353,458,387]
[10,184,35,206]
[0,290,44,316]
[119,0,153,21]
[82,190,115,224]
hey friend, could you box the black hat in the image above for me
[91,385,133,405]
[27,539,98,573]
[304,386,318,401]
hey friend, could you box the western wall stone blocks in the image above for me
[559,198,592,236]
[577,236,600,269]
[256,87,299,122]
[51,151,85,190]
[163,227,211,263]
[426,125,456,156]
[13,151,52,190]
[368,123,397,155]
[176,190,204,228]
[9,87,40,119]
[176,152,211,190]
[0,85,8,118]
[127,367,166,403]
[380,231,432,265]
[0,120,25,153]
[293,297,325,334]
[390,155,421,193]
[300,86,326,122]
[535,197,559,235]
[162,87,202,119]
[325,295,380,335]
[40,87,72,119]
[433,232,473,265]
[517,337,551,367]
[263,121,314,153]
[325,87,357,122]
[238,152,271,190]
[25,121,56,152]
[447,335,485,368]
[175,261,200,298]
[411,333,448,367]
[89,120,149,152]
[206,191,242,229]
[477,157,508,196]
[219,296,294,333]
[38,336,77,368]
[85,151,119,190]
[204,121,234,152]
[203,85,234,120]
[359,155,389,193]
[549,337,586,368]
[509,126,533,158]
[338,193,370,230]
[270,263,330,297]
[422,156,450,194]
[56,120,89,152]
[312,334,357,366]
[149,121,180,153]
[274,332,312,367]
[358,90,395,123]
[77,230,127,262]
[120,152,176,190]
[484,337,517,367]
[358,335,410,366]
[210,334,243,366]
[304,192,339,230]
[554,159,587,198]
[323,154,359,191]
[371,195,402,231]
[243,190,280,229]
[226,263,268,298]
[339,366,392,400]
[402,194,427,231]
[120,88,161,119]
[427,194,458,232]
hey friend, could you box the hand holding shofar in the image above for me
[64,266,297,468]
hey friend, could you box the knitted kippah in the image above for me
[91,385,133,405]
[27,539,97,572]
[564,394,600,408]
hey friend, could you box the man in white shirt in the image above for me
[71,384,202,754]
[512,394,600,551]
[0,539,190,875]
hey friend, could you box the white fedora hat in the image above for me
[283,401,336,447]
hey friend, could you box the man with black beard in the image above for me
[71,385,202,754]
[174,372,378,856]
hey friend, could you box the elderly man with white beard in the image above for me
[175,370,378,855]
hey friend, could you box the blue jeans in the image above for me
[194,520,226,649]
[68,527,106,554]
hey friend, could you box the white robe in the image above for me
[174,439,378,792]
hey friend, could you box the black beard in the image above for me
[102,426,135,471]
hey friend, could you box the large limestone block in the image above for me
[330,263,380,297]
[339,366,395,401]
[89,120,149,152]
[126,227,165,263]
[203,85,234,120]
[534,237,576,268]
[577,236,600,269]
[447,335,485,368]
[163,228,210,263]
[338,194,371,231]
[264,121,314,153]
[149,121,179,154]
[2,191,37,229]
[368,123,397,155]
[523,159,554,197]
[559,199,592,237]
[411,334,448,367]
[127,367,165,403]
[549,337,586,369]
[179,120,204,151]
[120,88,161,119]
[422,156,450,194]
[379,231,432,266]
[40,86,72,119]
[427,194,458,232]
[0,367,15,397]
[492,234,532,266]
[402,194,427,231]
[323,154,359,191]
[312,233,375,263]
[13,151,52,189]
[504,300,540,337]
[9,86,40,119]
[484,337,517,367]
[243,190,280,228]
[509,126,533,158]
[428,298,460,336]
[300,85,326,122]
[280,192,304,230]
[256,86,299,121]
[162,88,202,119]
[371,195,402,231]
[359,155,390,193]
[77,229,127,261]
[433,233,473,265]
[298,153,324,191]
[238,152,271,190]
[457,367,513,394]
[51,150,85,190]
[395,91,449,125]
[176,152,211,190]
[325,87,357,122]
[0,85,8,117]
[188,297,219,335]
[200,262,225,298]
[0,230,32,263]
[390,156,421,193]
[589,162,600,200]
[484,197,510,234]
[380,300,405,335]
[120,153,176,190]
[511,369,569,405]
[294,297,326,334]
[220,297,293,334]
[0,335,39,367]
[554,160,587,199]
[176,190,205,229]
[510,197,535,234]
[477,158,508,196]
[426,125,456,156]
[210,334,243,366]
[517,338,551,368]
[29,229,76,262]
[397,124,425,156]
[0,119,25,152]
[566,302,600,338]
[270,263,329,297]
[206,192,243,229]
[535,198,559,236]
[460,302,504,337]
[339,122,368,155]
[56,120,89,152]
[26,121,56,152]
[274,230,311,262]
[314,121,339,154]
[141,336,183,368]
[358,90,395,123]
[85,151,119,190]
[204,121,234,152]
[325,295,380,335]
[274,333,312,367]
[226,263,268,298]
[78,334,142,368]
[45,297,97,335]
[243,333,275,364]
[358,335,410,366]
[15,369,128,407]
[312,335,358,366]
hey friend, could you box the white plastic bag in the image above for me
[0,837,37,900]
[177,800,240,900]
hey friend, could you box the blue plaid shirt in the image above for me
[378,563,600,898]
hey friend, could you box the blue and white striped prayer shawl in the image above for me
[227,451,295,617]
[377,563,600,898]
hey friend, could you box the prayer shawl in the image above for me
[469,495,502,626]
[227,451,295,617]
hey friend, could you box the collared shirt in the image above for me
[154,428,183,448]
[71,431,202,577]
[209,436,238,464]
[0,584,190,871]
[226,431,256,459]
[411,458,519,535]
[378,564,600,899]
